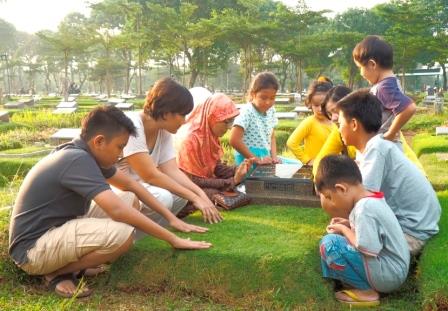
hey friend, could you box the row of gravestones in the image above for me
[1,94,135,116]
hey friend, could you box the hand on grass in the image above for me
[169,218,209,233]
[170,237,212,250]
[193,196,223,224]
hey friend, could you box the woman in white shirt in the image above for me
[118,78,222,225]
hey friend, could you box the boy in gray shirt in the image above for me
[9,106,211,299]
[337,90,441,255]
[316,155,409,307]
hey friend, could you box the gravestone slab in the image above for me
[275,97,291,104]
[57,101,78,109]
[116,102,134,110]
[0,111,9,122]
[18,98,34,106]
[121,94,136,100]
[53,107,78,114]
[4,102,25,109]
[294,106,311,115]
[436,127,448,135]
[50,128,81,145]
[245,164,320,207]
[107,98,126,106]
[96,94,108,102]
[275,112,296,119]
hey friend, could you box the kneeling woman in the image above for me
[176,93,252,215]
[118,78,222,225]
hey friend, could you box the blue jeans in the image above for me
[319,234,371,290]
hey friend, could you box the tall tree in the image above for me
[37,13,92,100]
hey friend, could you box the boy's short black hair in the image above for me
[321,85,352,120]
[315,155,362,192]
[353,35,393,69]
[337,89,382,134]
[143,77,193,120]
[81,106,137,141]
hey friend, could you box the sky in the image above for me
[0,0,388,34]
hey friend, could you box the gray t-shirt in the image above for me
[9,138,116,265]
[350,193,410,293]
[357,134,441,240]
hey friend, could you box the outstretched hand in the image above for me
[169,218,209,233]
[193,196,223,224]
[234,158,253,184]
[170,237,212,250]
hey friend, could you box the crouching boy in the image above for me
[316,155,410,307]
[9,106,211,298]
[337,90,441,255]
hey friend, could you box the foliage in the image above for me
[11,111,85,129]
[403,112,447,132]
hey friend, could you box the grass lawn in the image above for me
[0,206,427,310]
[0,110,446,310]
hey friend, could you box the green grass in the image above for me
[0,109,446,309]
[0,145,52,155]
[412,133,448,157]
[0,157,40,187]
[419,153,448,191]
[0,205,425,310]
[418,191,448,310]
[403,112,447,132]
[11,111,86,130]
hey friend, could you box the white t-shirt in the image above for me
[117,112,176,182]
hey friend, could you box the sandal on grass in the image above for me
[335,289,380,307]
[48,273,93,298]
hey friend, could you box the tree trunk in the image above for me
[189,68,199,88]
[440,62,447,91]
[64,50,69,101]
[294,59,303,94]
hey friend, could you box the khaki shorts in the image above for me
[20,192,135,276]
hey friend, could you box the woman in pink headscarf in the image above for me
[177,93,252,216]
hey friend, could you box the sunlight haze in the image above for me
[0,0,388,34]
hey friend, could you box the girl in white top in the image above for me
[118,78,222,225]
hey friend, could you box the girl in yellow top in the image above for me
[287,80,335,165]
[313,86,354,176]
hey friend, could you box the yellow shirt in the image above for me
[312,127,357,176]
[287,116,336,164]
[312,129,425,177]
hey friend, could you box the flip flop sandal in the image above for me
[336,290,380,307]
[48,273,93,298]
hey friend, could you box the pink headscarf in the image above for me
[177,93,239,178]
